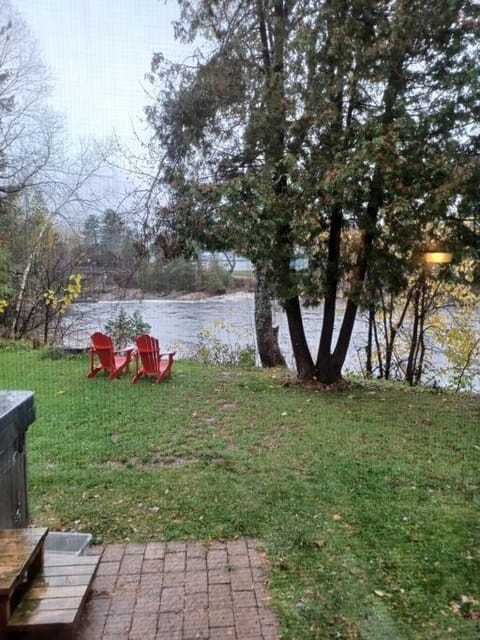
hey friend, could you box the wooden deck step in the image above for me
[0,528,48,634]
[7,554,100,640]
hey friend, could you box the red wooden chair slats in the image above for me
[132,334,175,384]
[87,332,134,380]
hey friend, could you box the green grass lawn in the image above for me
[1,343,479,639]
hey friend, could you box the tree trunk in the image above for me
[317,205,342,363]
[10,222,49,339]
[366,306,374,377]
[314,204,343,384]
[254,264,286,368]
[314,297,359,385]
[284,296,314,379]
[43,304,50,345]
[406,278,426,386]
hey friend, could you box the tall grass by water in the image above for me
[0,342,478,639]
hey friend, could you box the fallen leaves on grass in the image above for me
[450,595,480,620]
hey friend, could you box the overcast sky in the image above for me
[11,0,189,146]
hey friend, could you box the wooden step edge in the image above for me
[0,529,48,598]
[7,554,100,639]
[43,554,99,567]
[0,529,48,541]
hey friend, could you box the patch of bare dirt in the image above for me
[272,376,355,393]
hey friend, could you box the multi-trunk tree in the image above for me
[146,0,479,383]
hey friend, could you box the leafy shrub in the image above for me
[104,308,151,348]
[193,319,256,367]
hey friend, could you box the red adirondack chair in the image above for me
[132,334,176,384]
[87,332,134,380]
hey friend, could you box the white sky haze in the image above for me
[11,0,187,144]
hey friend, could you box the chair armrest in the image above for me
[116,347,135,356]
[159,351,176,358]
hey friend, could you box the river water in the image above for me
[64,293,365,367]
[64,292,479,391]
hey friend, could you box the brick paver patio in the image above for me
[76,538,279,640]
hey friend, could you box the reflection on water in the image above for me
[64,292,478,391]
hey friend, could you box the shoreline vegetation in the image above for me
[73,274,255,303]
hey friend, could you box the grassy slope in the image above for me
[0,344,478,639]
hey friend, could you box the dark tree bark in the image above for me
[254,263,286,367]
[253,0,291,369]
[283,296,314,379]
[313,203,343,383]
